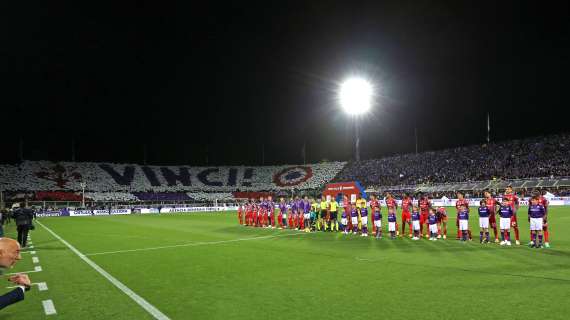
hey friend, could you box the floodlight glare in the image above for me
[339,78,373,115]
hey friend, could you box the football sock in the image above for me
[479,231,483,242]
[514,227,519,241]
[485,232,490,242]
[544,229,549,242]
[538,235,543,245]
[507,231,511,241]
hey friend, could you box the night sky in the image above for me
[2,1,569,165]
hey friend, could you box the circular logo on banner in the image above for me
[273,166,313,187]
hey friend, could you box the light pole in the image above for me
[339,77,373,162]
[80,181,86,208]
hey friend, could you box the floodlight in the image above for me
[339,78,373,115]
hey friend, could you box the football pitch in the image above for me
[3,207,570,319]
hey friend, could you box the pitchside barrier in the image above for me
[36,206,238,217]
[34,198,570,218]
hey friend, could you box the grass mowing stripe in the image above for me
[84,230,308,256]
[36,220,171,320]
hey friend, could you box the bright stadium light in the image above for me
[339,77,373,115]
[338,77,374,162]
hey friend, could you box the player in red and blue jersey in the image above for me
[498,199,514,246]
[528,196,546,248]
[436,207,448,239]
[484,190,500,243]
[237,203,243,225]
[503,185,520,245]
[401,193,413,238]
[369,195,381,235]
[418,194,431,238]
[372,202,382,238]
[537,190,550,248]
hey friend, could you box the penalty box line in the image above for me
[85,231,309,257]
[36,221,171,320]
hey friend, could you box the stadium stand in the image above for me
[133,192,192,201]
[334,133,570,187]
[0,161,345,192]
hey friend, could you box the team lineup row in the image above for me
[236,187,551,248]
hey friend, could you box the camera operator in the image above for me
[0,238,31,310]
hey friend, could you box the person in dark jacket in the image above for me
[0,237,31,310]
[12,204,34,248]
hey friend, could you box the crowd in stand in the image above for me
[1,134,569,203]
[335,133,570,187]
[0,161,345,193]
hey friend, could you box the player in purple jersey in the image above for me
[428,209,438,241]
[350,204,359,234]
[478,200,491,244]
[360,206,369,237]
[387,208,397,239]
[411,206,421,240]
[457,205,469,242]
[372,206,382,238]
[498,199,513,246]
[528,197,546,248]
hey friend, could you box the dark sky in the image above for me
[2,1,569,165]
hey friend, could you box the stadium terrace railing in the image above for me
[366,176,570,193]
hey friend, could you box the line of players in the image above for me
[236,186,550,248]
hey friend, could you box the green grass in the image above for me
[2,207,570,319]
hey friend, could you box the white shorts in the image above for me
[479,217,489,229]
[388,222,396,232]
[429,224,438,234]
[530,218,543,231]
[341,218,348,225]
[412,220,420,231]
[500,217,511,230]
[351,217,358,225]
[374,220,382,228]
[304,213,310,219]
[459,220,469,231]
[361,216,368,225]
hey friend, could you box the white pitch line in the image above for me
[42,299,57,315]
[37,220,170,320]
[32,256,39,264]
[6,282,49,291]
[37,282,48,291]
[5,267,42,276]
[85,231,308,257]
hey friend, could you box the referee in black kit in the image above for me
[11,204,34,248]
